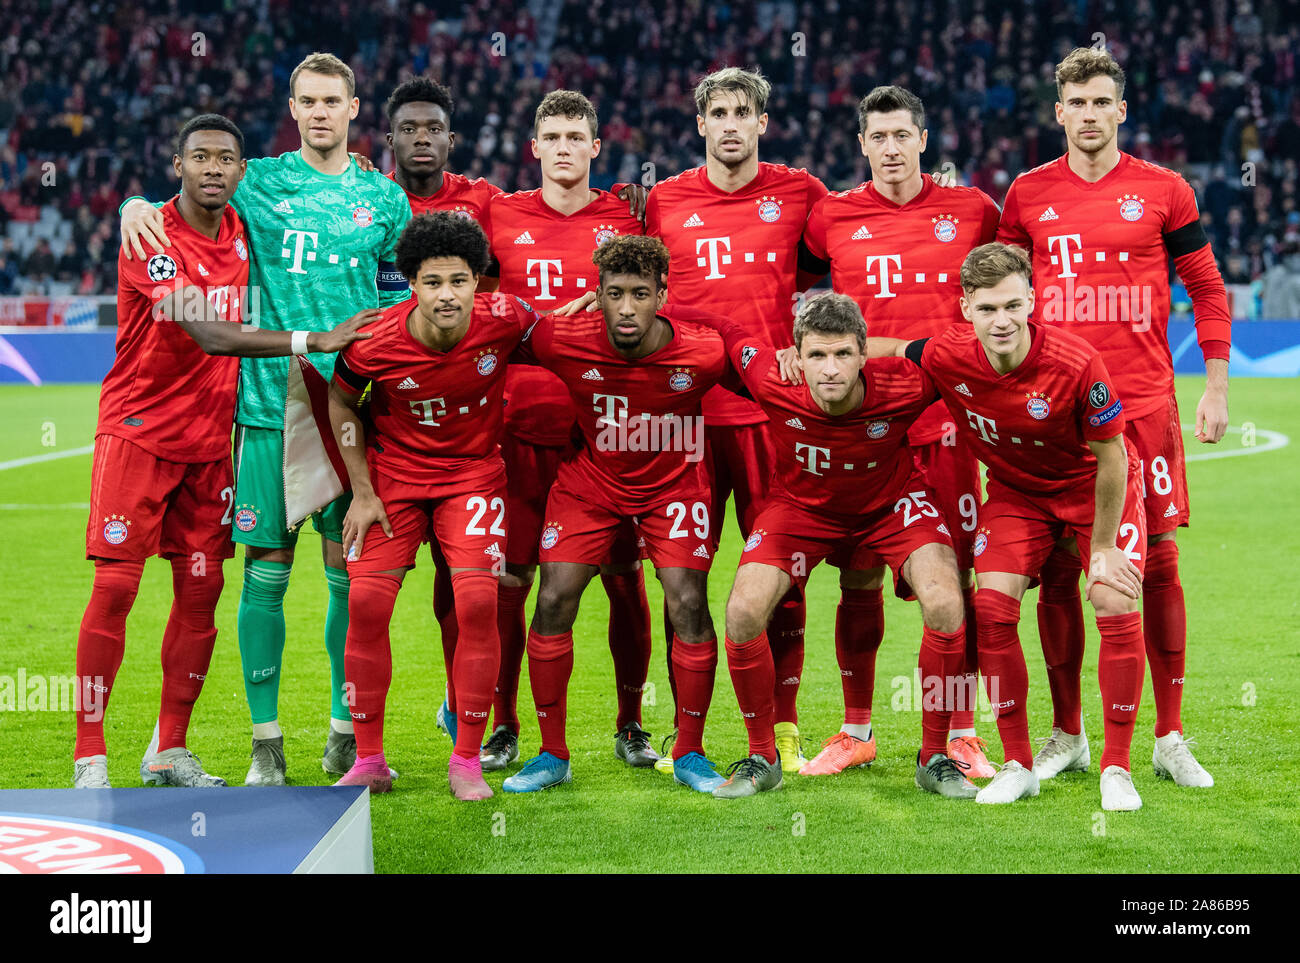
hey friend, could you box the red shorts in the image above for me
[539,481,714,572]
[501,433,642,568]
[1125,396,1189,536]
[85,433,235,562]
[973,453,1147,586]
[740,476,954,600]
[347,459,508,576]
[704,423,775,548]
[912,433,983,571]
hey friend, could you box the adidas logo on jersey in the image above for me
[1038,206,1059,221]
[514,231,535,244]
[581,368,604,381]
[682,212,704,227]
[692,544,710,559]
[1163,502,1179,518]
[785,417,806,430]
[397,377,420,389]
[485,542,503,558]
[273,199,292,214]
[954,382,973,397]
[937,523,950,536]
[851,225,873,239]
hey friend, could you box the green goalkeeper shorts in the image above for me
[232,425,350,548]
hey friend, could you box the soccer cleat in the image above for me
[947,735,997,779]
[916,752,979,798]
[1031,725,1090,779]
[448,754,493,801]
[74,755,111,789]
[1152,732,1214,787]
[712,752,783,798]
[245,736,287,786]
[1100,765,1143,811]
[653,729,677,774]
[141,746,227,787]
[322,728,357,776]
[672,751,726,793]
[799,731,876,775]
[502,752,572,793]
[480,725,519,771]
[773,721,808,773]
[436,698,457,744]
[975,760,1040,804]
[614,721,660,768]
[334,752,393,794]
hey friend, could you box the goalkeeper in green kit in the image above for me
[120,53,412,785]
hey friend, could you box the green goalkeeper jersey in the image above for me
[229,150,411,429]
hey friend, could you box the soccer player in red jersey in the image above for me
[707,293,978,800]
[996,49,1228,787]
[501,236,733,794]
[326,213,539,801]
[475,91,657,773]
[878,243,1148,811]
[74,115,372,789]
[645,67,829,772]
[800,85,1002,777]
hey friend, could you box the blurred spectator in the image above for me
[1261,243,1300,318]
[22,239,56,282]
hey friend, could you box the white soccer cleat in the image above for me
[74,755,111,789]
[1032,725,1090,779]
[975,760,1040,804]
[1153,732,1214,787]
[1100,765,1142,811]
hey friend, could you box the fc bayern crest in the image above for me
[756,196,782,222]
[146,254,177,281]
[668,368,694,391]
[1026,393,1052,420]
[352,205,374,227]
[477,352,498,376]
[866,420,890,439]
[453,206,475,221]
[234,237,248,261]
[932,215,958,242]
[103,517,129,545]
[540,526,560,550]
[973,531,988,557]
[593,225,618,246]
[1118,195,1145,221]
[744,530,764,552]
[234,507,258,532]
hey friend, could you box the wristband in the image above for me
[291,331,311,355]
[118,195,146,217]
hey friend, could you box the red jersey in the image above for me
[802,178,1000,444]
[909,321,1125,496]
[646,162,828,425]
[101,197,249,462]
[386,169,501,221]
[331,293,538,486]
[996,152,1231,420]
[484,188,643,447]
[712,318,935,517]
[516,308,731,512]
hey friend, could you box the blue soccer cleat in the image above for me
[502,752,572,793]
[672,751,725,793]
[436,698,457,744]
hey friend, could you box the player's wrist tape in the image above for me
[118,195,145,217]
[291,331,311,355]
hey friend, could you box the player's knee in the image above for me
[920,590,965,635]
[724,594,766,643]
[1088,583,1139,618]
[533,582,579,634]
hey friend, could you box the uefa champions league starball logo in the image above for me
[1118,195,1145,221]
[932,215,958,242]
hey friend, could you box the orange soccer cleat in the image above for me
[947,735,997,779]
[798,731,877,775]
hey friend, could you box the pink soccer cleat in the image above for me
[334,752,393,794]
[449,753,493,801]
[948,735,997,779]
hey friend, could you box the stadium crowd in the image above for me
[0,0,1297,308]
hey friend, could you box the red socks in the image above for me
[835,588,884,726]
[948,585,980,732]
[449,571,501,760]
[1097,611,1146,771]
[1142,539,1186,737]
[157,558,224,752]
[769,594,805,724]
[1036,546,1085,734]
[724,633,776,763]
[527,628,574,760]
[919,624,967,760]
[670,635,717,758]
[663,599,679,728]
[601,569,652,730]
[975,588,1032,767]
[493,582,532,733]
[432,556,458,713]
[74,559,144,758]
[345,573,401,759]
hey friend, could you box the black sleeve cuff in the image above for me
[1163,219,1210,259]
[904,338,929,366]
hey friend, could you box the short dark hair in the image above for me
[534,90,599,139]
[395,212,491,280]
[858,85,925,135]
[1056,47,1126,101]
[176,113,245,158]
[385,76,455,125]
[792,292,867,350]
[960,242,1033,294]
[592,235,670,290]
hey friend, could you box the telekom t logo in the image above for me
[864,254,902,298]
[794,443,830,475]
[526,259,564,300]
[1047,234,1083,279]
[965,408,998,444]
[409,398,448,427]
[695,237,732,280]
[593,393,629,427]
[282,229,319,274]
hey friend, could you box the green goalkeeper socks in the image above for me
[324,564,351,725]
[238,558,291,724]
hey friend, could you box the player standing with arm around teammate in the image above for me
[996,48,1227,786]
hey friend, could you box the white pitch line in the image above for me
[0,502,89,510]
[1181,424,1289,462]
[0,444,94,471]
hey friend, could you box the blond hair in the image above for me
[960,243,1033,294]
[290,52,356,99]
[694,66,771,116]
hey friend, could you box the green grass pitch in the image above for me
[2,377,1298,873]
